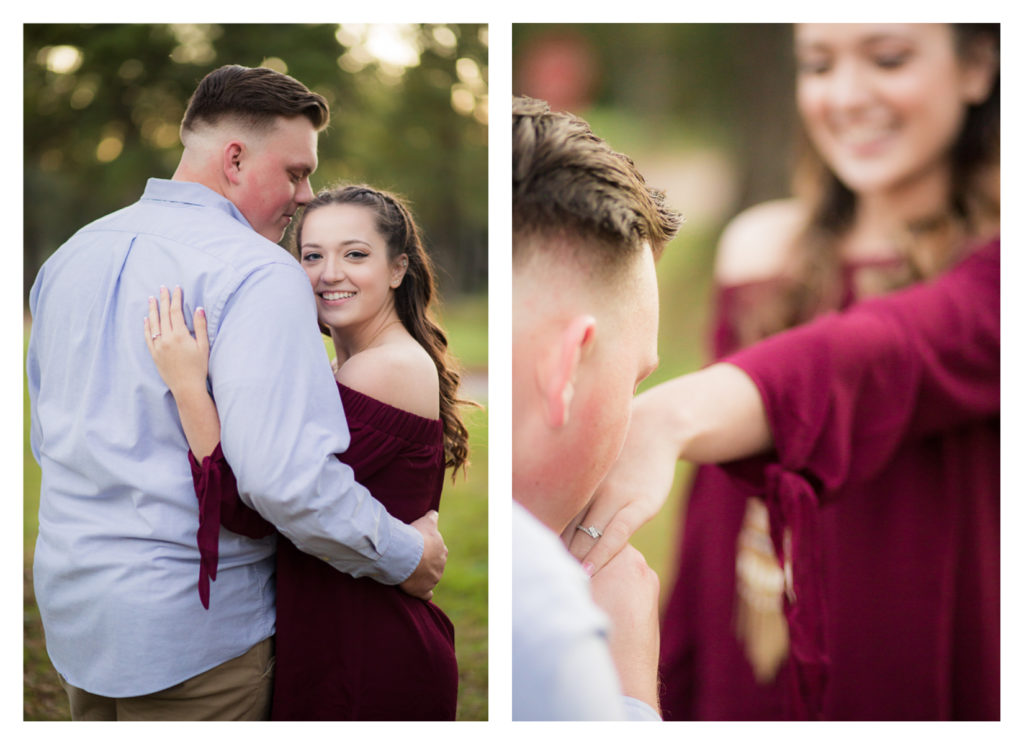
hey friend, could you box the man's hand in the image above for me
[589,544,661,713]
[399,510,448,601]
[567,387,682,574]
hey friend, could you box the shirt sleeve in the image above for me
[512,506,662,721]
[621,697,662,721]
[189,445,275,539]
[207,262,423,585]
[27,263,49,465]
[513,627,657,720]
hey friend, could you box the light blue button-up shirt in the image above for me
[512,503,660,720]
[27,178,424,697]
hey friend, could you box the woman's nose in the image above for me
[827,59,875,112]
[322,254,345,282]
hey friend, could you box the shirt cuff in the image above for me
[374,518,424,585]
[621,696,661,721]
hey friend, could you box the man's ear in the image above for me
[222,141,244,185]
[539,314,596,429]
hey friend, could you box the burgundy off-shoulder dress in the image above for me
[659,240,1000,720]
[189,382,458,720]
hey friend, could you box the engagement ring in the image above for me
[151,332,161,340]
[576,524,602,539]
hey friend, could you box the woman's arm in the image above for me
[565,363,769,573]
[145,285,274,551]
[570,239,999,573]
[144,285,220,460]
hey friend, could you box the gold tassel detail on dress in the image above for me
[734,497,790,684]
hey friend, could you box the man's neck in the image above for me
[171,157,226,198]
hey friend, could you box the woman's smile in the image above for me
[320,290,356,304]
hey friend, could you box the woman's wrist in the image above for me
[638,364,771,465]
[170,379,220,460]
[167,376,209,402]
[635,376,700,462]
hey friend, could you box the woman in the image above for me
[145,185,469,720]
[572,23,999,720]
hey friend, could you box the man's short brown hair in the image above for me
[513,96,681,269]
[181,65,329,137]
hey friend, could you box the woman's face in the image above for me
[794,24,990,198]
[298,203,407,334]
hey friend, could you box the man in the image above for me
[27,65,446,720]
[511,96,682,720]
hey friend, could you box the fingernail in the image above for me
[582,561,595,577]
[197,307,205,316]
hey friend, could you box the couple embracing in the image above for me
[28,65,468,720]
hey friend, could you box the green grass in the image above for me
[432,404,488,721]
[438,293,488,371]
[23,294,489,721]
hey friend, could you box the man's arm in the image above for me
[400,511,447,600]
[208,263,443,590]
[27,272,44,465]
[513,506,661,721]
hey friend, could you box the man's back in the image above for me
[28,178,340,697]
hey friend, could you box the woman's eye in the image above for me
[346,250,368,260]
[875,52,910,69]
[302,252,321,262]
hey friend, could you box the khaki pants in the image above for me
[59,637,274,721]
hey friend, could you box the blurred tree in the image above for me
[24,23,488,305]
[513,24,795,221]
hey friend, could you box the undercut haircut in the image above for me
[181,64,330,137]
[512,96,682,270]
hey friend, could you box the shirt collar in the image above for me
[141,178,255,233]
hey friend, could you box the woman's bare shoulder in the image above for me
[336,340,440,419]
[714,198,808,286]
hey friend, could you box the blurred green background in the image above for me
[514,23,797,601]
[24,23,488,721]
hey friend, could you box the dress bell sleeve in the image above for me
[188,443,276,609]
[719,239,1000,718]
[728,239,999,492]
